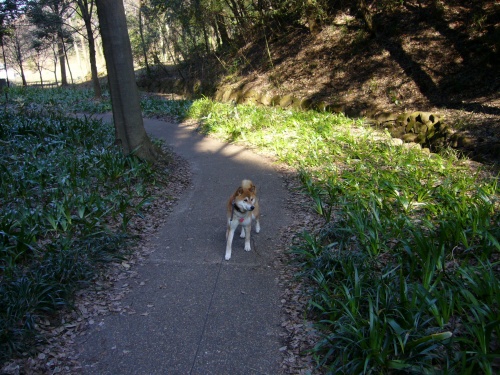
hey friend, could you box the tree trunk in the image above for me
[38,66,44,87]
[357,0,375,34]
[95,0,158,162]
[138,1,151,75]
[51,41,59,85]
[58,39,68,85]
[14,36,27,86]
[1,38,10,87]
[215,15,230,49]
[79,5,102,98]
[62,42,74,84]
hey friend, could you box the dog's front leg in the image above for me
[244,224,252,251]
[225,223,236,260]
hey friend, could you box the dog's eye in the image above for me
[244,198,248,202]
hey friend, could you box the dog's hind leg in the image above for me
[240,226,245,238]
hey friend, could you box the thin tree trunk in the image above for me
[38,66,44,87]
[19,64,27,86]
[138,1,151,75]
[87,33,102,97]
[58,39,68,85]
[95,0,158,162]
[52,41,59,85]
[75,0,101,96]
[1,38,10,87]
[63,42,74,84]
[14,37,27,86]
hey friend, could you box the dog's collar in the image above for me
[230,201,246,222]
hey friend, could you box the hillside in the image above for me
[139,1,500,164]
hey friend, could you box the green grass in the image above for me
[187,98,500,373]
[0,88,170,362]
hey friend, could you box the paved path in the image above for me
[77,116,292,374]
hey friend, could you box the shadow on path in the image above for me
[77,116,292,374]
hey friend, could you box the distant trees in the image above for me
[6,17,30,86]
[27,0,73,86]
[73,0,102,97]
[0,0,102,91]
[0,0,394,89]
[122,0,377,74]
[0,0,19,86]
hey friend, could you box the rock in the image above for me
[279,94,295,108]
[402,133,419,143]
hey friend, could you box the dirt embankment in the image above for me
[139,1,500,165]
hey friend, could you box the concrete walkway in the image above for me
[77,116,292,374]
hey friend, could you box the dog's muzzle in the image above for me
[249,206,255,211]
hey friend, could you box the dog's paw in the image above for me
[255,221,261,233]
[244,243,251,251]
[239,231,245,238]
[225,253,231,260]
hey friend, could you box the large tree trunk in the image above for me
[95,0,158,162]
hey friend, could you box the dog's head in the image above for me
[234,182,257,212]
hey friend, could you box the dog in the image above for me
[225,179,261,260]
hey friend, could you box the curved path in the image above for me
[77,116,292,374]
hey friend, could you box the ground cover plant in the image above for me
[3,86,192,120]
[188,98,500,373]
[0,87,179,362]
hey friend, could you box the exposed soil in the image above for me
[225,3,499,165]
[151,1,499,166]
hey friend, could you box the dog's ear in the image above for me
[249,184,256,193]
[236,187,244,195]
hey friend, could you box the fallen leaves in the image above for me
[0,145,192,375]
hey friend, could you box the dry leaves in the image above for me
[0,145,191,375]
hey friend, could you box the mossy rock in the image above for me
[373,112,399,126]
[240,89,261,104]
[279,94,295,108]
[228,90,242,103]
[313,101,328,111]
[270,95,281,106]
[402,133,419,143]
[299,98,313,110]
[259,93,275,106]
[388,126,406,139]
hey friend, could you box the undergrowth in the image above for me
[0,88,169,362]
[188,98,500,373]
[2,88,498,372]
[4,86,192,120]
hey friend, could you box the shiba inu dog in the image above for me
[225,179,261,260]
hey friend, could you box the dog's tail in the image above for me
[241,179,256,192]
